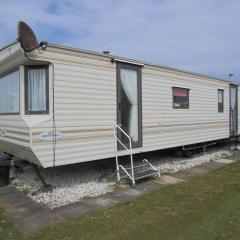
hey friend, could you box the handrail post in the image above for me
[129,140,135,186]
[113,125,120,181]
[114,124,135,185]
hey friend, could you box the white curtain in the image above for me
[0,70,19,113]
[230,88,236,109]
[120,68,138,142]
[28,69,46,111]
[218,91,223,103]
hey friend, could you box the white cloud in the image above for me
[0,0,240,80]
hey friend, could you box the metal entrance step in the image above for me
[119,159,160,181]
[114,124,160,186]
[118,158,160,184]
[120,161,150,170]
[134,169,159,180]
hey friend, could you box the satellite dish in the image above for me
[18,21,38,52]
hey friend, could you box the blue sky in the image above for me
[0,0,239,81]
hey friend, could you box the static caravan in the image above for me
[0,22,239,185]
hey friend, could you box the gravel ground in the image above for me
[12,164,116,209]
[12,146,231,209]
[153,147,231,174]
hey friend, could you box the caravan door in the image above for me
[117,62,142,149]
[229,85,238,136]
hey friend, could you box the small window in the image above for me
[25,66,49,114]
[172,87,189,109]
[0,69,20,114]
[218,89,224,112]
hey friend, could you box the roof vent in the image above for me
[103,51,110,55]
[229,73,234,81]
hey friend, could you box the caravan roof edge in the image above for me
[0,41,18,52]
[48,43,233,85]
[0,41,236,85]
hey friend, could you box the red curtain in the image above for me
[173,88,188,97]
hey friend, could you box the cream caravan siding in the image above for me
[29,47,230,167]
[0,116,29,147]
[30,48,116,167]
[0,43,38,164]
[141,67,229,151]
[0,115,39,163]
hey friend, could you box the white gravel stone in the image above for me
[154,148,231,173]
[12,146,231,209]
[13,164,115,209]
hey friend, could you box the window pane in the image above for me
[173,88,188,97]
[0,70,19,114]
[230,88,236,110]
[120,68,139,143]
[173,87,189,108]
[218,90,224,112]
[27,68,47,112]
[218,90,223,103]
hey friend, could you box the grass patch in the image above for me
[0,206,22,240]
[1,162,240,240]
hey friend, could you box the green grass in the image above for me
[0,206,21,240]
[1,162,240,240]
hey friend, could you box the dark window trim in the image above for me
[25,65,49,115]
[218,89,224,113]
[229,84,238,136]
[116,62,143,149]
[0,67,20,115]
[172,87,190,109]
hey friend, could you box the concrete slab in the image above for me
[213,159,235,164]
[135,180,165,192]
[52,202,94,220]
[200,161,226,170]
[171,169,197,180]
[156,175,184,185]
[85,184,160,210]
[122,188,142,197]
[5,202,44,220]
[0,186,20,198]
[17,210,58,232]
[0,185,59,232]
[88,197,119,208]
[101,190,137,203]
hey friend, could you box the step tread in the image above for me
[120,162,150,170]
[134,169,159,180]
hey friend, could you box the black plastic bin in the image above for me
[0,154,11,187]
[0,165,10,187]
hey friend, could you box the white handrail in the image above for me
[115,137,131,152]
[143,159,160,177]
[115,124,132,142]
[114,124,135,185]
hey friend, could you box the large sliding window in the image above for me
[0,69,20,114]
[25,66,49,114]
